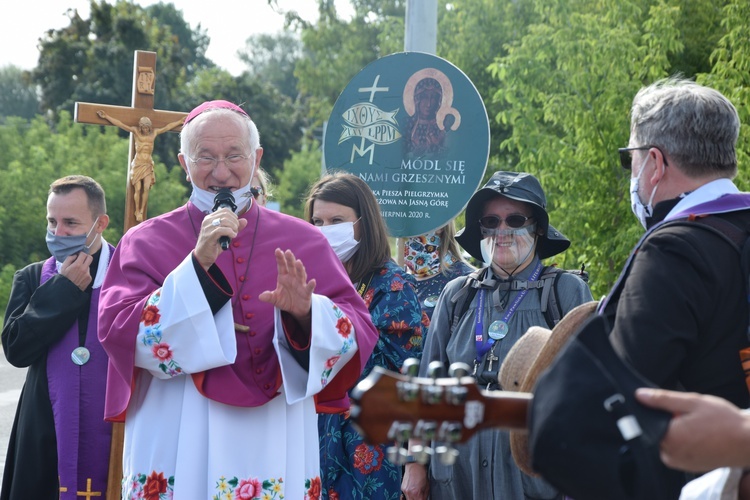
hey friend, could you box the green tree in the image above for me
[700,0,750,191]
[178,67,304,178]
[0,112,188,316]
[275,145,324,217]
[31,1,211,169]
[238,32,302,100]
[489,0,687,297]
[33,1,210,117]
[0,65,40,120]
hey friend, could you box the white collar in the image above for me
[665,178,740,222]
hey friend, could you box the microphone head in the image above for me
[213,188,236,212]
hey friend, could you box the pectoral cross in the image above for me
[487,352,499,372]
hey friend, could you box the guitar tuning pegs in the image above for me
[411,420,436,464]
[409,443,433,465]
[415,420,438,441]
[427,360,445,379]
[435,445,460,466]
[448,362,472,378]
[437,421,463,443]
[445,385,468,406]
[421,360,445,404]
[401,357,420,377]
[387,444,411,465]
[421,383,443,405]
[387,421,414,443]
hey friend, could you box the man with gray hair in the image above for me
[599,77,750,492]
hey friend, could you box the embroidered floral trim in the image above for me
[353,443,385,475]
[139,291,183,377]
[320,305,355,387]
[214,475,284,499]
[305,476,322,499]
[123,471,174,500]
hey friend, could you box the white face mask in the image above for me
[630,157,660,229]
[319,221,360,263]
[189,181,256,214]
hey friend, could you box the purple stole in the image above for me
[42,256,112,499]
[599,192,750,314]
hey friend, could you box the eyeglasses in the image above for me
[479,214,533,230]
[188,154,251,169]
[618,146,668,170]
[250,185,264,199]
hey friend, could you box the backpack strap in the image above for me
[688,215,750,338]
[665,215,750,395]
[450,266,568,331]
[449,268,484,332]
[538,267,564,328]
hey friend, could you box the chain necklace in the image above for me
[186,202,262,331]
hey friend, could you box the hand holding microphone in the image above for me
[212,188,237,250]
[194,188,247,270]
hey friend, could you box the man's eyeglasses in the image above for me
[479,214,533,230]
[618,146,668,170]
[250,185,264,199]
[188,154,251,169]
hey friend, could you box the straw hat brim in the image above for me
[505,301,599,475]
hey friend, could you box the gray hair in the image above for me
[630,76,739,178]
[180,107,261,161]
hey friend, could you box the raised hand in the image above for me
[259,248,316,328]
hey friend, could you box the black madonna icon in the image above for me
[324,52,489,237]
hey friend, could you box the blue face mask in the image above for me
[46,217,99,263]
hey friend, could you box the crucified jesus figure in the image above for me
[97,110,183,221]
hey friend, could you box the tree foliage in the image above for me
[487,0,740,297]
[32,0,210,118]
[0,65,40,121]
[274,145,324,218]
[0,112,188,311]
[238,32,302,100]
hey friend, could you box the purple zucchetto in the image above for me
[183,100,249,125]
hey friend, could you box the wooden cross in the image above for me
[74,50,188,229]
[74,50,187,500]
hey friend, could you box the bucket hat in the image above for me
[456,171,570,261]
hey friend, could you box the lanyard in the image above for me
[475,261,543,363]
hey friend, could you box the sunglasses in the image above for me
[479,214,533,230]
[618,145,668,170]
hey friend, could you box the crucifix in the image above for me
[74,50,187,500]
[75,50,187,228]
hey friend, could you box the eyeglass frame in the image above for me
[479,214,534,230]
[187,153,253,169]
[618,145,668,170]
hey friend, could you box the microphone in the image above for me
[212,188,237,250]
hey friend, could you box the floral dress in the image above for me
[318,260,426,500]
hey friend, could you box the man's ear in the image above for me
[177,153,191,182]
[97,214,110,233]
[648,148,667,185]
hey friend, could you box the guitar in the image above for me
[350,365,533,446]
